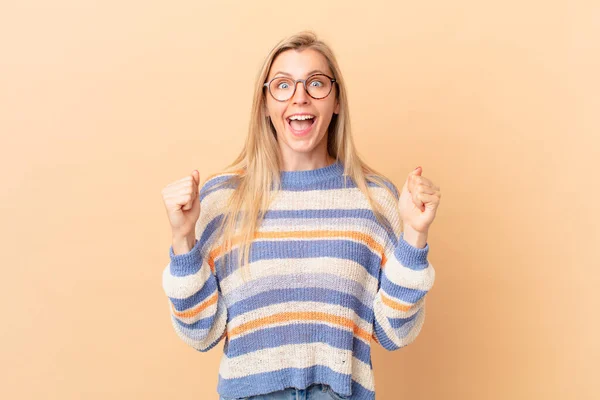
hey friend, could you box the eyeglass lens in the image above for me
[268,75,332,101]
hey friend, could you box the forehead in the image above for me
[268,48,332,79]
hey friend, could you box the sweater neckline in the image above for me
[279,159,344,187]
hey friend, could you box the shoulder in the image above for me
[193,169,242,241]
[365,173,401,202]
[199,169,243,202]
[363,173,403,237]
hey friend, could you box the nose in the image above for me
[291,80,310,104]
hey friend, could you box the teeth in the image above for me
[289,115,315,121]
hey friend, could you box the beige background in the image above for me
[1,1,598,399]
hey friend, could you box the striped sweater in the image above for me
[161,161,436,400]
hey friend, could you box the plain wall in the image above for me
[1,1,598,399]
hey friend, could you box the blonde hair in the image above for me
[210,31,399,281]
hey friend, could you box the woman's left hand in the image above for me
[398,166,441,233]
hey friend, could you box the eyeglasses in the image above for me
[264,73,337,102]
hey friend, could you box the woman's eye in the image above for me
[278,82,290,89]
[309,80,323,87]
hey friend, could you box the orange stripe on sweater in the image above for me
[380,291,412,312]
[170,291,219,318]
[226,311,372,343]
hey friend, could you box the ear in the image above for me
[334,100,340,115]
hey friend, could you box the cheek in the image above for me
[317,103,337,127]
[322,100,337,117]
[265,103,287,135]
[266,101,284,121]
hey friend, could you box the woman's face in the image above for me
[264,48,340,162]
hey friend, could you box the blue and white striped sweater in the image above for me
[162,161,435,399]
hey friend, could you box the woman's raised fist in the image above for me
[161,170,201,240]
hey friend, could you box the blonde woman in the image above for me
[161,31,441,400]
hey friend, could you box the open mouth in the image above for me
[286,114,316,136]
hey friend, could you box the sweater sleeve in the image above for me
[371,177,436,351]
[161,183,229,352]
[372,232,435,351]
[161,238,228,352]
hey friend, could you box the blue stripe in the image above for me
[168,275,218,311]
[226,323,372,365]
[228,287,373,322]
[393,233,430,270]
[225,272,374,312]
[392,308,421,339]
[198,214,223,254]
[171,316,225,353]
[380,272,429,304]
[169,239,203,276]
[217,365,372,399]
[200,175,237,202]
[279,176,387,191]
[389,312,420,329]
[373,317,400,351]
[215,239,382,279]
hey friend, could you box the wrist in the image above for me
[402,225,428,249]
[172,234,196,255]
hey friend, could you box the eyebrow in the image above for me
[271,69,328,78]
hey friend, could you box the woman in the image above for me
[161,31,441,400]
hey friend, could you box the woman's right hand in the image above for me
[161,170,201,241]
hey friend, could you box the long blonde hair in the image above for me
[210,31,399,281]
